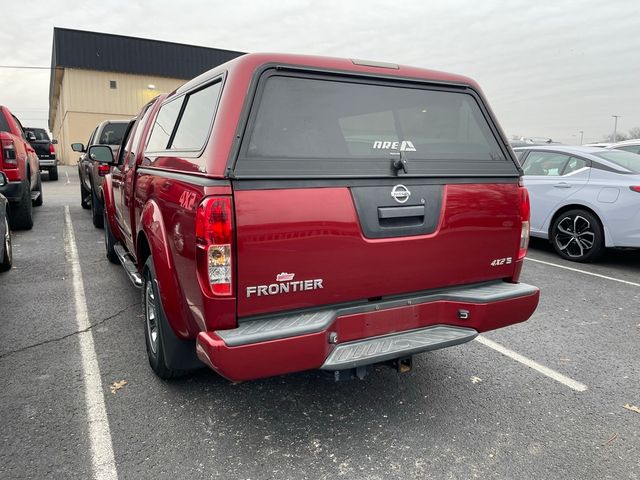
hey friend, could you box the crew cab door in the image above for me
[231,72,524,318]
[520,151,590,234]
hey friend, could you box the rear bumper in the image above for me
[196,281,540,381]
[38,158,57,168]
[0,181,25,203]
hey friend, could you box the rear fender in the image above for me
[138,200,193,339]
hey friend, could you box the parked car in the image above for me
[0,172,13,272]
[515,145,640,262]
[23,127,58,180]
[92,53,539,382]
[606,138,640,154]
[0,106,43,230]
[72,119,129,227]
[582,142,612,148]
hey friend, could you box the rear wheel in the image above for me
[103,209,119,264]
[551,209,604,262]
[49,166,58,181]
[91,187,104,228]
[143,257,191,379]
[10,179,33,230]
[0,214,12,272]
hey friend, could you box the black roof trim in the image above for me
[51,27,245,79]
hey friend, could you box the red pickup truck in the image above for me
[92,53,539,382]
[0,106,43,229]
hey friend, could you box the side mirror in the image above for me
[71,143,86,153]
[52,139,58,145]
[0,172,7,187]
[88,145,116,165]
[26,132,36,142]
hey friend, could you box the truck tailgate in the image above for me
[234,181,521,317]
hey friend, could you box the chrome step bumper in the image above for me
[320,325,478,370]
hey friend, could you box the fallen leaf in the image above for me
[623,404,640,414]
[110,380,128,394]
[471,376,483,384]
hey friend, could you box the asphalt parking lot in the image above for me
[1,167,638,480]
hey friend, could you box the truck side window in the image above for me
[0,111,10,132]
[170,81,221,151]
[146,98,183,151]
[117,121,136,165]
[128,105,153,167]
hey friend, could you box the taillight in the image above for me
[196,196,233,296]
[49,143,55,155]
[1,139,17,167]
[630,186,640,193]
[518,184,530,260]
[97,164,110,176]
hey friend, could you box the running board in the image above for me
[321,325,478,371]
[114,243,143,288]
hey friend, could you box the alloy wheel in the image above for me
[4,216,11,265]
[554,215,595,259]
[145,281,159,354]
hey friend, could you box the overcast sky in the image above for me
[1,0,638,143]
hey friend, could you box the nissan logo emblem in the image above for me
[391,184,411,204]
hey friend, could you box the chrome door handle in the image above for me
[554,182,571,188]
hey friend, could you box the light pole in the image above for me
[579,130,584,145]
[612,115,621,142]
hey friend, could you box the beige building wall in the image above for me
[50,68,185,164]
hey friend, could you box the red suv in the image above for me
[0,106,43,229]
[92,53,539,381]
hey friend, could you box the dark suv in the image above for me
[73,119,128,227]
[24,127,58,180]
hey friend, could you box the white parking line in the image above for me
[476,335,588,392]
[65,170,70,184]
[526,257,640,287]
[64,206,118,480]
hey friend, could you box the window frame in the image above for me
[144,73,226,157]
[232,68,518,179]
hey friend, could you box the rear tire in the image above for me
[142,257,192,379]
[91,187,104,228]
[9,179,33,230]
[49,167,58,181]
[0,214,12,272]
[33,173,43,207]
[103,209,119,264]
[551,209,604,262]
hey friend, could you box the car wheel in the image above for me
[49,166,58,181]
[33,173,43,207]
[9,178,33,230]
[103,209,119,264]
[142,257,190,379]
[91,187,104,228]
[0,213,12,272]
[551,209,604,262]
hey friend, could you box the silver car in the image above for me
[514,145,640,262]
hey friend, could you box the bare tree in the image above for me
[627,127,640,140]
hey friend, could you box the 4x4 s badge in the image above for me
[391,184,411,204]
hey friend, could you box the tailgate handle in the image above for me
[378,205,425,219]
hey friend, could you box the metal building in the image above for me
[48,28,243,164]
